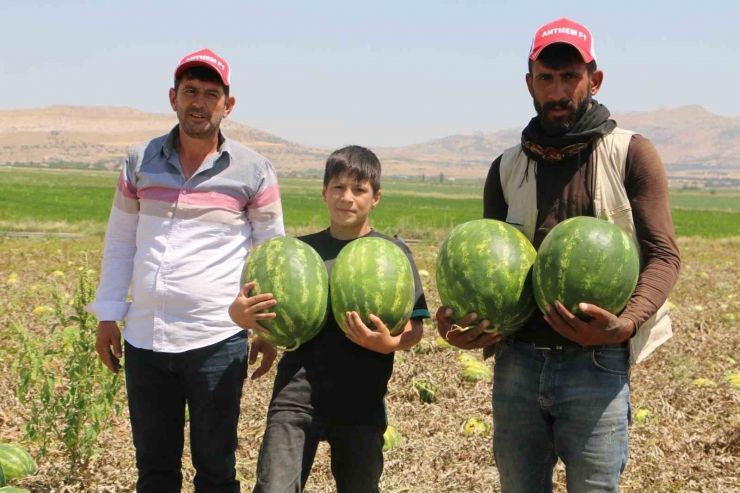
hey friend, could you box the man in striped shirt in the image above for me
[86,48,285,493]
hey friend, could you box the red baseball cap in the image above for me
[174,48,231,87]
[529,18,596,63]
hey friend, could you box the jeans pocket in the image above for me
[493,341,509,361]
[591,348,629,375]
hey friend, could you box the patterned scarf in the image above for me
[521,101,617,164]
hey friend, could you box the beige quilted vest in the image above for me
[499,127,672,364]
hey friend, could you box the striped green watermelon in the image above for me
[241,236,328,350]
[532,216,640,319]
[330,237,415,336]
[0,444,35,482]
[436,219,537,336]
[0,488,31,493]
[461,361,492,382]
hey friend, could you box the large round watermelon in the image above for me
[331,237,415,336]
[241,236,328,350]
[0,444,35,482]
[436,219,537,336]
[532,216,640,319]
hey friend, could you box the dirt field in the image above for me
[1,235,739,492]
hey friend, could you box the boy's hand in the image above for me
[248,335,277,380]
[436,307,501,350]
[228,281,277,336]
[344,312,398,354]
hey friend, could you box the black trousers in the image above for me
[124,332,248,493]
[253,410,385,493]
[253,367,385,493]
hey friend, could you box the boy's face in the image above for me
[322,173,380,231]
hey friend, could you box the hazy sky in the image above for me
[1,0,737,148]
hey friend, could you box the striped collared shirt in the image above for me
[86,126,285,352]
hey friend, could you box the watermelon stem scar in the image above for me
[447,324,475,337]
[283,339,300,352]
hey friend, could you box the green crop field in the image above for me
[669,190,740,212]
[1,167,738,239]
[671,209,740,238]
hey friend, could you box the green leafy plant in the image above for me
[13,254,123,480]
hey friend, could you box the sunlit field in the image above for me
[2,168,739,239]
[1,166,739,492]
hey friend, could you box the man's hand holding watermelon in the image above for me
[229,280,277,336]
[435,308,502,351]
[544,301,636,347]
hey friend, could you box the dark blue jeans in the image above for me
[124,331,248,493]
[492,340,631,493]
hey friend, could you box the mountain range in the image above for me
[1,105,739,182]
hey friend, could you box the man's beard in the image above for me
[533,91,591,136]
[177,105,224,139]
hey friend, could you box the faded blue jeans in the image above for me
[492,340,631,493]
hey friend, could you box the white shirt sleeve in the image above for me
[85,166,139,321]
[247,159,285,247]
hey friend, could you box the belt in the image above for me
[510,336,628,351]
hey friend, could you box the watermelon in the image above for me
[0,444,35,482]
[412,378,438,404]
[411,339,433,354]
[532,216,640,319]
[460,361,492,382]
[435,336,457,351]
[241,237,328,350]
[457,353,478,365]
[330,237,415,336]
[436,219,537,336]
[382,425,402,452]
[0,488,32,493]
[0,462,5,487]
[458,354,492,382]
[462,417,491,437]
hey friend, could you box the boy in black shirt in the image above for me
[230,145,430,493]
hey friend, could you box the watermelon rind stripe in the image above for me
[532,216,640,319]
[331,237,415,336]
[436,219,537,337]
[0,444,36,481]
[241,236,329,350]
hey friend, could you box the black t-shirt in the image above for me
[267,228,430,428]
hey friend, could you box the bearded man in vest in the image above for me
[436,18,681,493]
